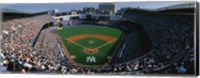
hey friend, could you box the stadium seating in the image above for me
[0,7,195,75]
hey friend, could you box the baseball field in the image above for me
[55,25,123,65]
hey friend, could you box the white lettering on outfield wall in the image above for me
[86,56,96,63]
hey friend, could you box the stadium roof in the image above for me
[0,8,49,14]
[0,8,32,14]
[156,2,195,11]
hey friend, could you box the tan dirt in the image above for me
[67,34,116,42]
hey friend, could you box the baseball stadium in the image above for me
[0,1,198,76]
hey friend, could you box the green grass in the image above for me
[55,26,123,65]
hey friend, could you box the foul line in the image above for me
[94,39,116,49]
[66,39,87,49]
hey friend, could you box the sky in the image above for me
[0,1,193,13]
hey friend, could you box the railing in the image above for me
[31,22,54,47]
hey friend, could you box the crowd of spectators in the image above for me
[34,27,63,62]
[0,14,59,73]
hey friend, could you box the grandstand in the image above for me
[120,2,196,74]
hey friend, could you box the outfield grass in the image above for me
[55,26,123,65]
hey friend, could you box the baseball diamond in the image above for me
[55,26,124,65]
